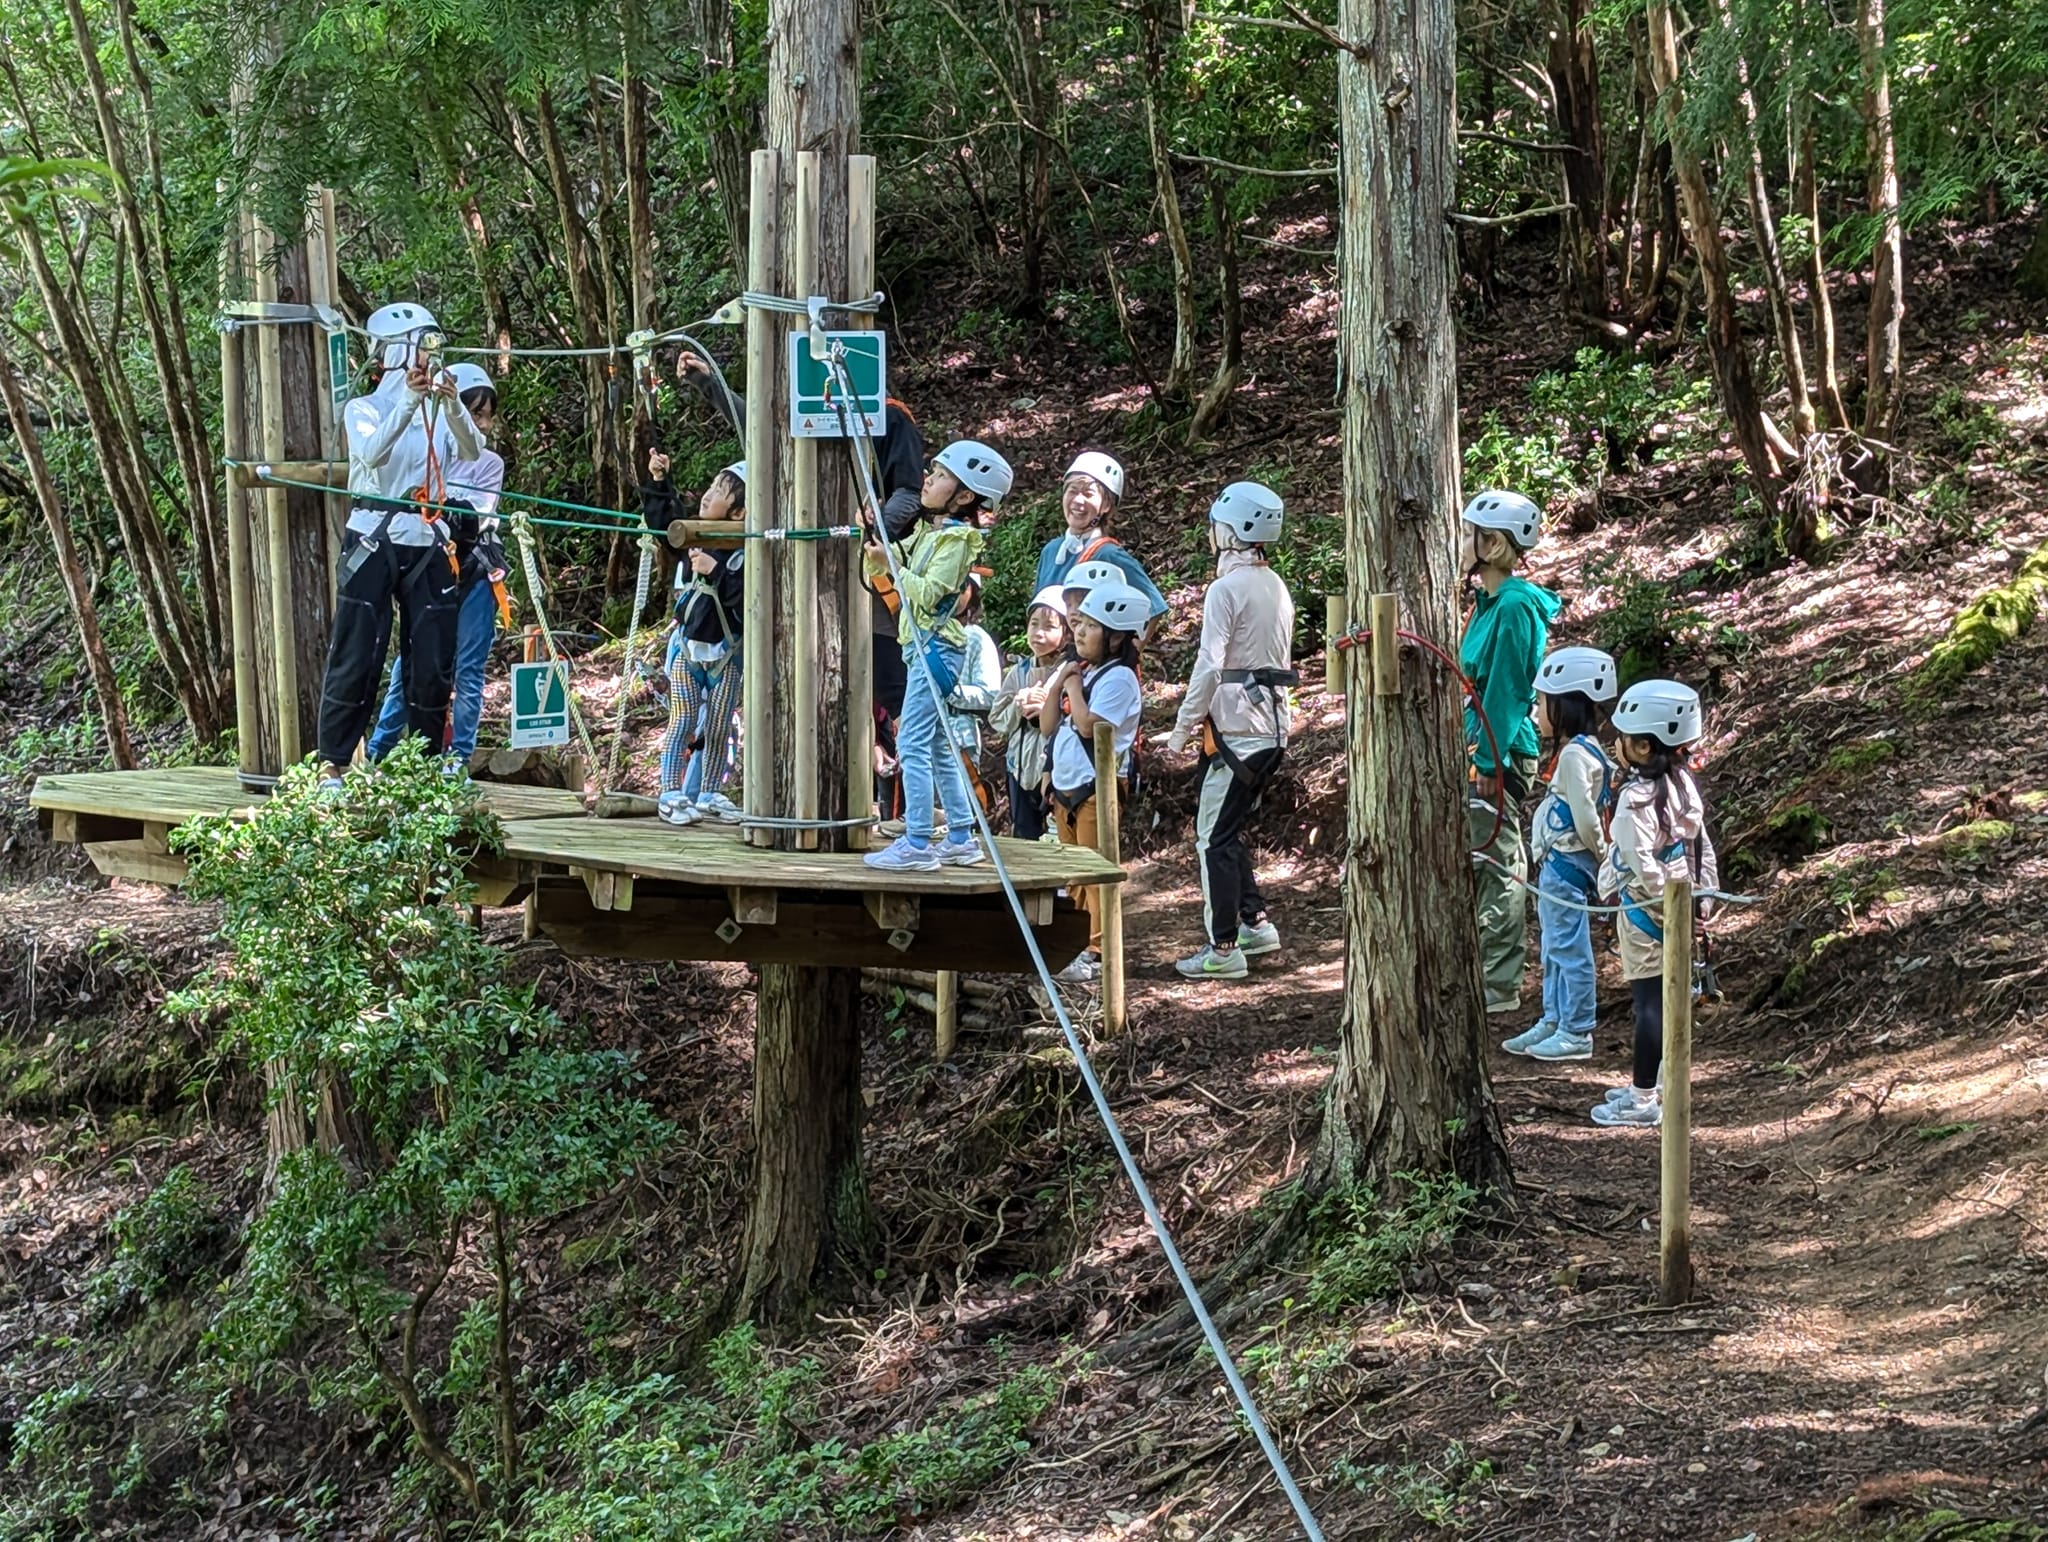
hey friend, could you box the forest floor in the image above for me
[4,215,2048,1540]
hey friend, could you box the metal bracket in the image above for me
[715,917,744,945]
[887,928,916,953]
[215,300,344,334]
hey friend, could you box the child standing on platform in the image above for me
[642,451,747,826]
[1593,679,1719,1130]
[989,584,1069,840]
[1503,646,1620,1061]
[945,571,1003,813]
[1041,582,1149,984]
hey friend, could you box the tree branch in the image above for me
[1460,128,1578,154]
[1445,202,1576,228]
[1170,150,1337,179]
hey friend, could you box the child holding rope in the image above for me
[1503,647,1620,1061]
[1040,582,1150,984]
[642,451,746,826]
[1592,679,1719,1129]
[989,584,1070,840]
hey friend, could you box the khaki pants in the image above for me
[1617,899,1664,982]
[1055,793,1104,955]
[1469,753,1538,1007]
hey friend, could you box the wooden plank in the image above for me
[1660,878,1696,1306]
[1023,888,1053,926]
[534,878,1089,973]
[575,866,634,913]
[50,809,145,846]
[664,518,745,550]
[82,840,189,887]
[1370,592,1400,696]
[844,154,878,848]
[789,150,821,850]
[862,890,920,931]
[741,149,781,849]
[252,215,302,766]
[1325,594,1348,699]
[28,767,588,829]
[219,198,263,785]
[727,886,779,926]
[497,815,1124,894]
[469,854,532,908]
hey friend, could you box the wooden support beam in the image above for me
[83,839,190,887]
[218,195,264,791]
[741,150,781,849]
[1093,720,1127,1036]
[788,150,822,850]
[1022,887,1053,927]
[305,186,345,588]
[934,970,959,1061]
[664,519,745,550]
[49,810,144,847]
[1369,592,1400,696]
[252,216,302,766]
[1325,594,1348,699]
[229,459,347,491]
[727,886,780,926]
[575,866,635,912]
[469,854,532,908]
[844,154,878,848]
[141,822,173,856]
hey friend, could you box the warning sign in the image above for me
[508,661,571,749]
[787,330,887,439]
[326,329,350,421]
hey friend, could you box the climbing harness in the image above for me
[824,348,1328,1542]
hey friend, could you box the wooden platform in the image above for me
[30,767,1114,972]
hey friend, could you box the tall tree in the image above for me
[1315,0,1510,1191]
[1859,0,1904,443]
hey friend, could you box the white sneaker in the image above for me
[863,836,940,872]
[1236,919,1281,957]
[936,836,984,867]
[1591,1088,1662,1127]
[698,793,745,825]
[658,792,702,827]
[1176,945,1249,981]
[1057,952,1101,984]
[1485,993,1521,1016]
[1529,1030,1594,1062]
[1502,1020,1557,1055]
[1603,1082,1661,1105]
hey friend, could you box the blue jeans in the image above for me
[369,579,497,761]
[897,641,972,845]
[1536,851,1598,1036]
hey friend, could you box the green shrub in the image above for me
[1462,411,1578,510]
[1584,553,1706,682]
[981,495,1062,650]
[1303,1173,1479,1311]
[1530,347,1711,473]
[83,1165,229,1325]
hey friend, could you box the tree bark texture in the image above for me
[1141,3,1199,410]
[1795,116,1850,430]
[1859,0,1904,440]
[1321,0,1511,1195]
[1546,0,1611,319]
[623,41,659,484]
[1646,2,1782,519]
[735,0,877,1326]
[691,0,756,281]
[1189,169,1243,439]
[0,351,137,769]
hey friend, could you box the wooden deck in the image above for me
[30,767,1112,971]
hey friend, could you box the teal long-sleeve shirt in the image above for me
[1459,574,1561,775]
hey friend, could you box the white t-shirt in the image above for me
[1049,662,1141,793]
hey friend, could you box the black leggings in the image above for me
[317,531,461,766]
[1631,977,1664,1091]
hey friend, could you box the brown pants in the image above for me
[1054,793,1103,955]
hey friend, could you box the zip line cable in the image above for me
[823,348,1328,1542]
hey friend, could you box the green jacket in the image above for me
[1459,574,1561,775]
[877,518,983,648]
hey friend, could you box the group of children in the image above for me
[1455,491,1720,1131]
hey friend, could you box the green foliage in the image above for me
[1529,348,1714,474]
[1462,411,1579,511]
[1583,554,1707,683]
[1302,1174,1479,1312]
[1823,738,1898,774]
[518,1325,1059,1539]
[1327,1440,1495,1530]
[170,744,670,1512]
[83,1165,230,1325]
[981,496,1062,650]
[1906,536,2048,704]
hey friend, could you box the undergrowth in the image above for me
[1906,534,2048,704]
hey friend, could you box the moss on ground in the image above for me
[1908,537,2048,706]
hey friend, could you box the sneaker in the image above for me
[316,774,346,802]
[1236,919,1281,957]
[1603,1082,1661,1105]
[1591,1088,1662,1127]
[1528,1030,1594,1062]
[936,836,984,867]
[863,836,940,872]
[439,755,468,781]
[658,792,702,827]
[1057,952,1101,984]
[1485,994,1521,1016]
[876,818,907,838]
[1176,945,1249,981]
[698,793,746,825]
[1501,1020,1557,1055]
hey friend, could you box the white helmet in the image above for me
[1613,679,1702,746]
[1062,559,1125,594]
[1461,490,1542,551]
[365,301,438,342]
[447,362,495,396]
[722,460,747,485]
[1078,582,1150,634]
[1536,646,1619,702]
[932,440,1013,506]
[1029,583,1070,617]
[1210,481,1284,546]
[1065,451,1125,501]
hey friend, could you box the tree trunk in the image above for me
[1141,4,1199,411]
[2020,205,2048,300]
[691,0,755,281]
[1645,2,1782,519]
[1014,0,1054,309]
[1318,0,1511,1195]
[1711,0,1814,440]
[1188,170,1243,440]
[735,0,877,1326]
[1546,0,1611,319]
[0,351,137,769]
[623,36,659,484]
[1795,116,1850,430]
[1859,0,1904,441]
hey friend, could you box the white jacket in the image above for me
[1598,767,1719,912]
[344,350,481,545]
[1531,735,1614,865]
[1171,550,1294,748]
[946,624,1003,753]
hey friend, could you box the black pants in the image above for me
[874,632,907,720]
[1631,977,1665,1090]
[1197,744,1281,947]
[1008,770,1048,841]
[317,531,460,767]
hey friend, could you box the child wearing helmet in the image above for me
[640,451,748,825]
[365,361,506,771]
[862,440,1010,872]
[1457,489,1562,1014]
[1040,582,1150,982]
[315,303,484,794]
[1166,482,1296,981]
[1593,680,1720,1129]
[989,585,1071,840]
[1033,452,1168,623]
[1503,647,1620,1061]
[1060,559,1131,643]
[943,571,1004,810]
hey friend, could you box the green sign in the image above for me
[508,661,571,749]
[787,330,887,439]
[326,328,350,419]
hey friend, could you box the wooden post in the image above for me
[788,152,822,848]
[1325,594,1348,699]
[218,198,264,790]
[934,969,959,1061]
[741,150,781,848]
[1092,720,1126,1037]
[844,155,878,848]
[1369,592,1400,696]
[251,217,302,766]
[303,187,345,591]
[1659,877,1695,1306]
